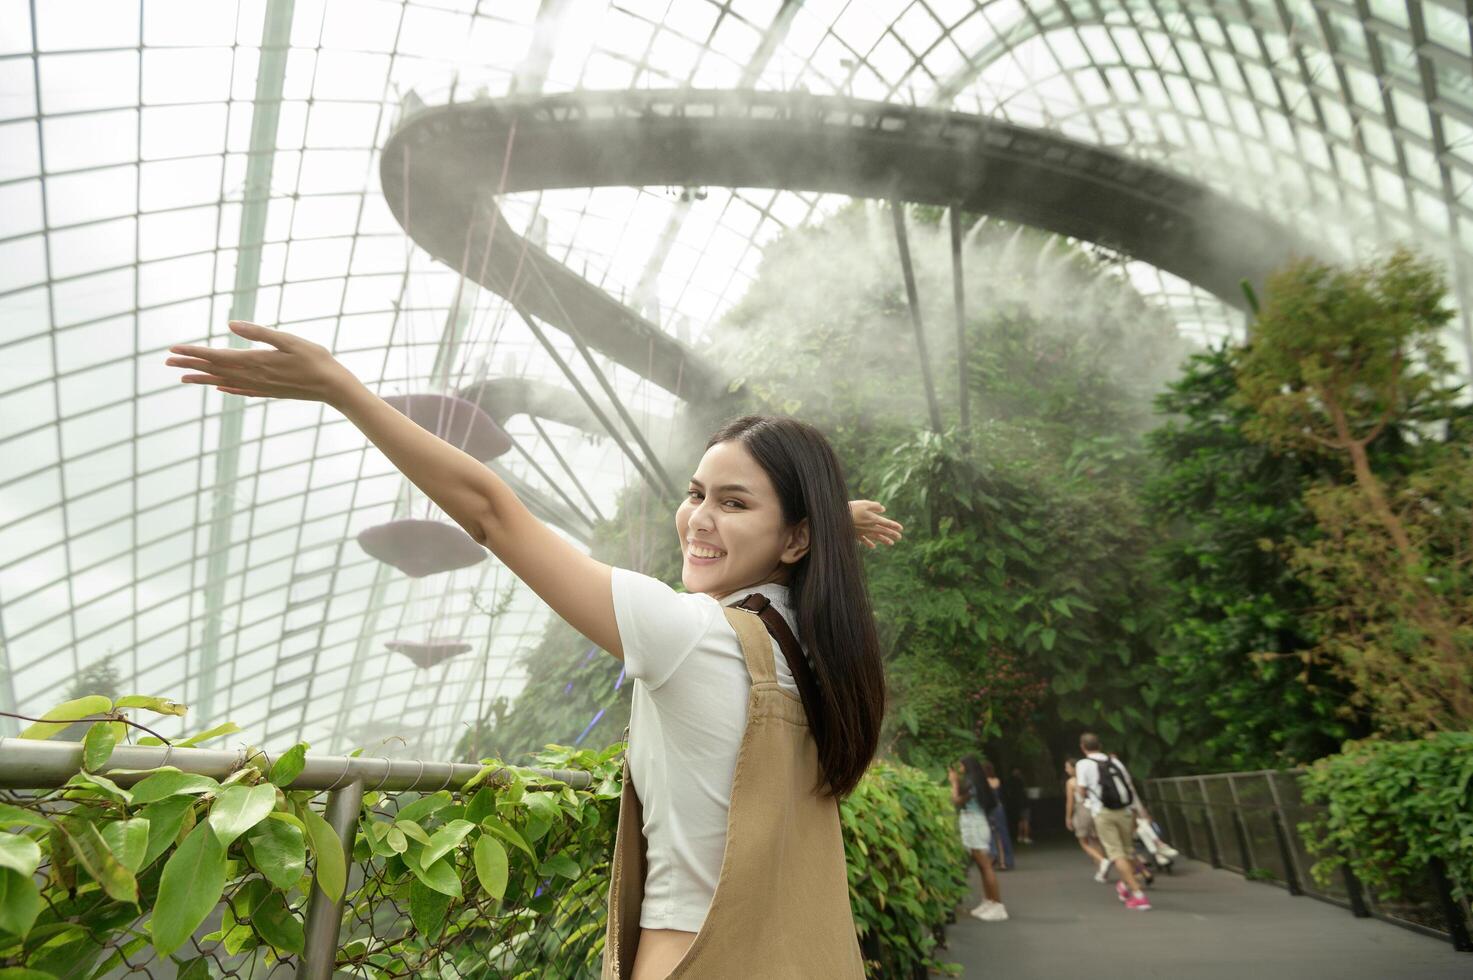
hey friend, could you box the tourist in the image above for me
[950,756,1009,921]
[981,760,1016,870]
[166,322,907,978]
[1075,733,1152,911]
[1064,758,1112,882]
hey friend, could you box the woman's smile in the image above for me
[686,540,727,564]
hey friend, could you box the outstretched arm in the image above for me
[168,321,623,658]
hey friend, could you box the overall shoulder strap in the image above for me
[733,594,823,725]
[722,604,778,685]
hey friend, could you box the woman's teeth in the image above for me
[688,544,725,559]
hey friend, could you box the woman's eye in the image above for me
[723,500,743,509]
[686,490,702,500]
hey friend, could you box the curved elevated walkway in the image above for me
[946,839,1467,978]
[382,90,1322,400]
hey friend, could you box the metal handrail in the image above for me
[1143,770,1472,954]
[0,737,593,791]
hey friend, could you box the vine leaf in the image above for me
[406,850,462,898]
[129,769,220,805]
[0,805,50,832]
[245,817,306,890]
[473,835,508,900]
[17,695,112,740]
[209,785,277,847]
[151,822,227,956]
[81,721,125,772]
[57,820,136,904]
[138,796,197,869]
[0,833,42,879]
[99,818,150,873]
[408,879,451,941]
[251,892,304,954]
[114,696,188,717]
[268,743,309,787]
[300,808,346,902]
[0,868,42,937]
[421,819,475,868]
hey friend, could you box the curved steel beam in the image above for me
[382,89,1322,325]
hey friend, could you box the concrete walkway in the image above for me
[940,838,1468,979]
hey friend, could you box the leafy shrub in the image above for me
[1299,732,1473,904]
[842,761,969,977]
[3,696,968,978]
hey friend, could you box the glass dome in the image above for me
[2,0,1469,754]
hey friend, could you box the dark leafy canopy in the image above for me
[1142,345,1357,770]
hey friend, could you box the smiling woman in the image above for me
[168,321,899,979]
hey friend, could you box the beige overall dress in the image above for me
[601,599,865,979]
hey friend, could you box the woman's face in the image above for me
[1065,761,1075,777]
[676,439,809,600]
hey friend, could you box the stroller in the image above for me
[1134,814,1179,876]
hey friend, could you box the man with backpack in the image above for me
[1075,732,1151,911]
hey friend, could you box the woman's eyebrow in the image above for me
[688,478,752,494]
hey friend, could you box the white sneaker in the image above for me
[970,900,997,916]
[1094,858,1111,883]
[975,903,1009,921]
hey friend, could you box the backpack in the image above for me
[1093,757,1134,810]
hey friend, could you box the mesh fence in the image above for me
[1142,771,1469,945]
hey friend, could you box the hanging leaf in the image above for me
[0,805,49,831]
[268,743,309,787]
[17,696,112,740]
[0,833,42,878]
[539,852,580,880]
[99,818,150,873]
[251,892,304,954]
[151,822,227,956]
[113,696,187,716]
[208,785,277,846]
[473,835,508,900]
[81,721,125,772]
[300,808,346,902]
[420,819,475,868]
[174,957,212,980]
[408,879,451,941]
[175,722,241,748]
[59,820,136,904]
[244,816,306,890]
[405,845,461,898]
[138,796,196,870]
[62,772,131,804]
[394,792,452,824]
[129,769,220,805]
[0,869,42,937]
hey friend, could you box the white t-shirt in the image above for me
[611,567,804,932]
[1075,752,1141,817]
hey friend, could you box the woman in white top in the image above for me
[167,322,900,979]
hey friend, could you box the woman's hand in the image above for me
[850,500,903,549]
[166,321,361,405]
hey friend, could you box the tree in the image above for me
[1235,249,1472,733]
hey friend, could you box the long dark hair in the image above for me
[708,414,886,798]
[959,756,991,808]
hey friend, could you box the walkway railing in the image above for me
[0,737,605,979]
[1142,770,1472,953]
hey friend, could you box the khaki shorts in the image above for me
[1093,806,1136,862]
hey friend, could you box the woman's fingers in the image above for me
[229,319,293,349]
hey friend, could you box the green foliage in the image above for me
[1142,345,1355,770]
[1299,733,1473,905]
[841,761,969,977]
[6,696,966,979]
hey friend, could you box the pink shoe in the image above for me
[1125,894,1152,911]
[1115,881,1130,903]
